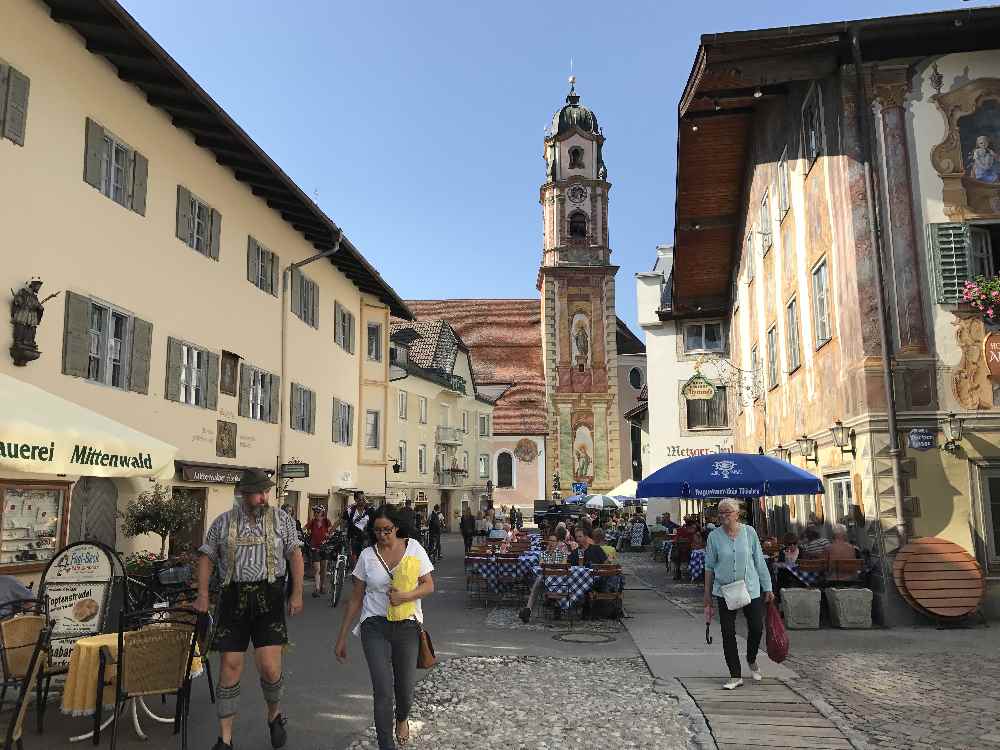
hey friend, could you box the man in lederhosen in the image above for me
[195,469,304,750]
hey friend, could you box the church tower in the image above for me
[539,78,621,497]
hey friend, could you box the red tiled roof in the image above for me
[407,299,547,435]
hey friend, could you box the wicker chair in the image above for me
[97,607,208,750]
[2,622,47,750]
[0,604,45,716]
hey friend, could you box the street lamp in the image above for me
[943,412,964,453]
[796,435,818,465]
[384,459,401,502]
[831,420,856,458]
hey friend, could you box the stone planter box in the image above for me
[825,587,873,629]
[780,588,821,629]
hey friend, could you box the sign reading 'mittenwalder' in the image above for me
[0,440,152,469]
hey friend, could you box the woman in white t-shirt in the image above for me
[335,505,434,749]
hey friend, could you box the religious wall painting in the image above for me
[570,312,591,372]
[931,78,1000,219]
[570,413,595,482]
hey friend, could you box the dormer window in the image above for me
[569,211,588,239]
[569,146,585,169]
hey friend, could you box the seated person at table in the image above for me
[568,528,608,567]
[662,512,680,533]
[778,533,800,564]
[519,533,569,623]
[824,524,861,581]
[593,527,617,562]
[558,522,579,552]
[554,526,571,554]
[799,527,831,559]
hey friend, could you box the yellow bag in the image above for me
[387,556,421,621]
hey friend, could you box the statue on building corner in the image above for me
[10,278,59,366]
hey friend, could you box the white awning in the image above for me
[0,374,177,478]
[608,478,638,498]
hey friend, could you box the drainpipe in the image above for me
[277,230,343,500]
[849,28,908,547]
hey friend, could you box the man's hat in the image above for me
[237,468,275,494]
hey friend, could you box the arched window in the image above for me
[497,452,514,488]
[629,367,644,390]
[569,146,585,169]
[569,211,587,239]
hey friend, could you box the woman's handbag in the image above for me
[765,600,789,663]
[417,625,437,669]
[720,579,752,610]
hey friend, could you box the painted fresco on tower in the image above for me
[573,426,595,481]
[571,312,590,371]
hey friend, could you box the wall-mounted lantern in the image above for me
[796,435,818,465]
[831,420,856,458]
[943,412,964,453]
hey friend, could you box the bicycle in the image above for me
[319,530,349,608]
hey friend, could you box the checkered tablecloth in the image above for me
[689,549,705,580]
[776,562,822,587]
[541,565,595,610]
[474,552,539,592]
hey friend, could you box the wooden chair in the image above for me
[0,610,45,716]
[491,555,524,606]
[827,558,864,583]
[541,564,572,620]
[97,607,208,750]
[671,540,691,580]
[587,565,624,620]
[2,622,47,750]
[796,558,829,574]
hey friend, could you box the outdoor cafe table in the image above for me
[61,631,203,743]
[775,562,823,587]
[474,551,541,593]
[688,549,705,581]
[537,565,595,611]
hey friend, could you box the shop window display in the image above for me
[1,486,65,565]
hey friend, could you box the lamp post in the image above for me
[943,412,964,453]
[384,459,400,503]
[796,435,818,465]
[831,420,856,458]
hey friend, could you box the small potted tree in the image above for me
[119,484,200,578]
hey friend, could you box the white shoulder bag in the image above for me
[720,526,752,611]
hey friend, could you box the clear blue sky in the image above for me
[120,0,972,331]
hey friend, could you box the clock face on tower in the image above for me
[567,184,588,204]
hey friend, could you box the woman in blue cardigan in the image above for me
[703,498,774,689]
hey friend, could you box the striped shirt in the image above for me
[199,506,302,583]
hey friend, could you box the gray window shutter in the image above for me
[348,313,355,354]
[209,208,222,260]
[62,291,92,377]
[311,281,319,329]
[176,186,193,244]
[0,64,8,131]
[164,337,183,402]
[2,67,29,146]
[123,150,136,211]
[247,237,259,285]
[131,152,148,216]
[238,363,250,417]
[290,383,300,428]
[928,222,971,304]
[332,397,340,442]
[290,267,302,318]
[347,403,354,446]
[270,251,280,297]
[83,118,107,189]
[205,351,220,410]
[308,389,316,434]
[128,318,153,394]
[268,374,281,424]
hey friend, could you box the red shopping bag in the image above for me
[765,600,789,663]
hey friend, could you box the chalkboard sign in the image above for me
[907,428,936,451]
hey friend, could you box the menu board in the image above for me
[1,487,62,565]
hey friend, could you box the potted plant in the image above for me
[962,277,1000,320]
[118,483,200,558]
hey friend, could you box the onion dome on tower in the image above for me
[550,76,601,137]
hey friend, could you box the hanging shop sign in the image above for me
[682,374,717,401]
[985,332,1000,380]
[279,462,310,479]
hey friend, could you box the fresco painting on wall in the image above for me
[961,101,1000,184]
[571,312,590,371]
[572,423,595,481]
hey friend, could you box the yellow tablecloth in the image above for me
[60,633,204,717]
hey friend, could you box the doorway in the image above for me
[69,477,118,548]
[169,488,206,557]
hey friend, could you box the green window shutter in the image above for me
[164,337,183,402]
[928,222,971,304]
[62,291,92,378]
[348,312,355,354]
[238,363,250,417]
[347,403,354,446]
[2,67,29,146]
[128,318,153,394]
[310,280,319,329]
[270,251,280,297]
[308,388,316,434]
[332,397,340,442]
[0,64,9,131]
[209,208,222,260]
[176,186,193,244]
[131,152,148,216]
[334,303,342,347]
[290,383,300,429]
[205,351,220,410]
[268,373,281,424]
[290,267,302,319]
[83,118,107,189]
[247,237,259,286]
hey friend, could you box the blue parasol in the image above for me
[637,452,824,499]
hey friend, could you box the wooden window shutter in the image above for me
[334,302,342,346]
[290,267,302,318]
[308,388,316,434]
[209,208,222,260]
[83,118,107,189]
[290,383,300,429]
[2,67,30,146]
[164,337,183,402]
[205,351,220,410]
[268,374,281,424]
[176,186,193,244]
[310,280,319,329]
[62,291,92,378]
[332,397,341,442]
[0,64,8,131]
[348,312,355,354]
[270,251,280,296]
[247,236,259,285]
[128,318,153,395]
[238,363,251,417]
[928,222,971,304]
[131,152,148,216]
[347,403,354,446]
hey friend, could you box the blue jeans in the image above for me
[360,616,420,750]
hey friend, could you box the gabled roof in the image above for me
[406,299,547,436]
[42,0,411,319]
[616,318,645,355]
